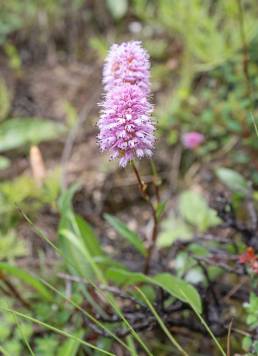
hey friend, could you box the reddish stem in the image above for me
[131,161,159,274]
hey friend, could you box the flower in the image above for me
[239,247,256,264]
[239,247,258,274]
[182,131,204,150]
[103,41,150,95]
[98,84,155,167]
[98,41,155,167]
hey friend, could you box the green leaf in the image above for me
[75,215,103,257]
[157,215,192,248]
[0,118,66,152]
[156,201,167,220]
[104,214,146,256]
[58,185,106,282]
[216,167,249,195]
[59,228,97,280]
[106,268,202,313]
[57,330,84,356]
[106,0,128,19]
[58,183,80,214]
[179,190,220,232]
[0,262,52,301]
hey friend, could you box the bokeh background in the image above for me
[0,0,258,355]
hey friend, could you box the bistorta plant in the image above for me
[97,41,159,275]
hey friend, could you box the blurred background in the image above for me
[0,0,258,355]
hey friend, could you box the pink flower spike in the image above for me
[98,41,155,167]
[98,84,155,167]
[103,41,150,95]
[182,132,204,150]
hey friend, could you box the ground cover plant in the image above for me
[0,0,258,355]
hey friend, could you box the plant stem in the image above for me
[131,161,159,275]
[150,159,161,204]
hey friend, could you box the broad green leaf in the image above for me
[157,215,192,248]
[179,190,220,232]
[104,214,146,256]
[0,118,66,152]
[216,167,248,195]
[0,263,52,301]
[106,268,202,313]
[57,330,84,356]
[106,0,128,19]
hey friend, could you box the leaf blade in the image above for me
[104,214,146,256]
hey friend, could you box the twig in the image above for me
[227,320,233,356]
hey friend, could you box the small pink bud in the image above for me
[182,132,204,150]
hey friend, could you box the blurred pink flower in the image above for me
[182,132,204,150]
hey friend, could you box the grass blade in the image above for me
[135,287,189,356]
[0,306,115,356]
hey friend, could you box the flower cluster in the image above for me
[98,41,155,167]
[239,247,258,274]
[182,131,204,150]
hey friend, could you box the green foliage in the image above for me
[244,293,258,329]
[58,186,121,283]
[0,298,33,356]
[179,190,221,231]
[106,268,202,313]
[104,214,146,256]
[0,262,53,301]
[0,1,257,354]
[57,330,84,356]
[106,0,128,20]
[216,167,249,195]
[158,191,220,248]
[0,230,26,260]
[159,0,258,70]
[0,118,66,152]
[34,335,59,356]
[0,155,10,170]
[0,169,60,269]
[4,43,22,73]
[158,215,192,248]
[0,77,11,121]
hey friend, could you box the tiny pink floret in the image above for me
[98,41,155,167]
[103,41,150,95]
[182,132,204,150]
